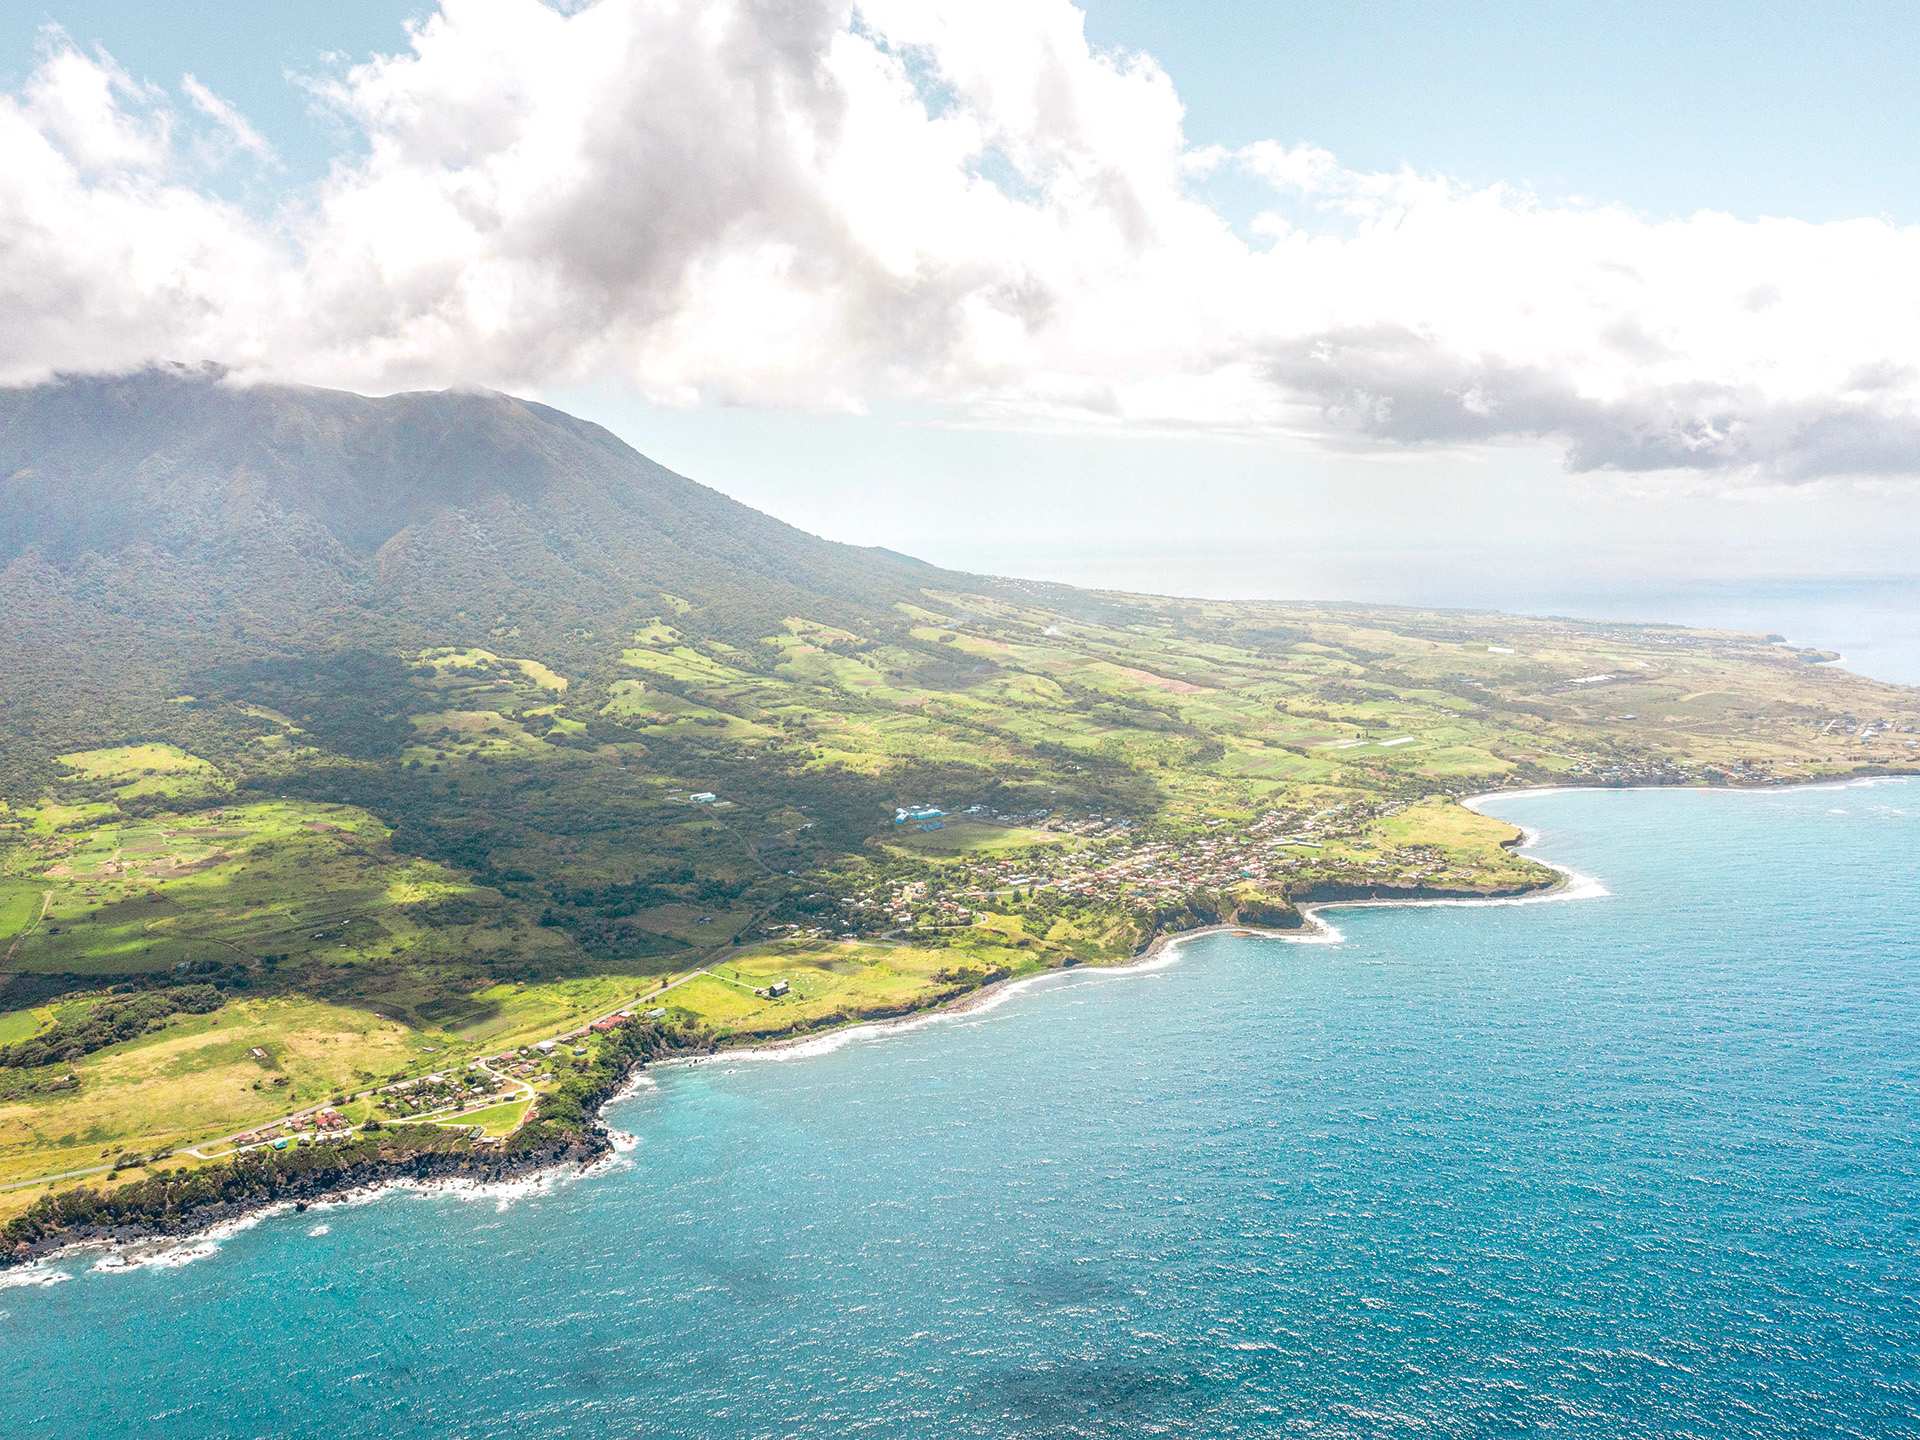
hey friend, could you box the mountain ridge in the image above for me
[0,366,953,601]
[0,368,968,792]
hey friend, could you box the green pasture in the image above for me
[438,1097,530,1137]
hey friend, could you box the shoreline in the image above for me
[1,1127,616,1273]
[8,771,1914,1276]
[668,772,1919,1068]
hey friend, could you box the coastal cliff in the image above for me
[3,1018,708,1266]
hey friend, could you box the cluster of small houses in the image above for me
[790,798,1479,936]
[232,1105,357,1153]
[228,1008,678,1155]
[1819,714,1920,747]
[950,816,1347,907]
[1568,758,1707,786]
[490,1006,660,1070]
[381,1066,502,1117]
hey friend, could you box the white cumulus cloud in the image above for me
[4,0,1920,487]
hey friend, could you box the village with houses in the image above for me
[210,1007,672,1159]
[761,788,1525,946]
[773,697,1920,947]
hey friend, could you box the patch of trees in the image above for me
[404,894,509,928]
[204,651,423,760]
[542,870,700,916]
[532,1017,708,1132]
[933,964,1012,988]
[535,913,674,959]
[1054,678,1188,731]
[1214,622,1309,654]
[1148,890,1233,937]
[3,1125,471,1252]
[0,985,224,1069]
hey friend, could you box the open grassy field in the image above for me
[0,1006,47,1047]
[668,938,1027,1040]
[436,1097,531,1137]
[57,743,229,803]
[0,995,424,1183]
[0,795,591,999]
[879,821,1076,859]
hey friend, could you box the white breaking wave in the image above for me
[0,1263,74,1291]
[605,1067,661,1106]
[86,1201,303,1275]
[657,791,1629,1073]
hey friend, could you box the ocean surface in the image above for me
[4,781,1918,1438]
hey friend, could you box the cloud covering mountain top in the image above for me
[6,0,1920,488]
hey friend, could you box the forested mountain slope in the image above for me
[0,368,956,792]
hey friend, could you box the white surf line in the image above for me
[58,776,1907,1274]
[64,1149,618,1276]
[0,1260,75,1290]
[74,1202,296,1276]
[1463,773,1920,809]
[1237,787,1615,947]
[670,838,1606,1066]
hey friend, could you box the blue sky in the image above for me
[5,0,1918,607]
[13,0,1920,219]
[1085,0,1920,222]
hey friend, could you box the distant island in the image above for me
[4,370,1918,1260]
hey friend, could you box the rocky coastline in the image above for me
[0,812,1583,1270]
[2,1019,702,1269]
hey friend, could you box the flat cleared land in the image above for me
[437,1098,531,1137]
[880,821,1074,859]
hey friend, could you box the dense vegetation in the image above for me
[0,367,955,798]
[0,987,223,1069]
[3,1121,478,1252]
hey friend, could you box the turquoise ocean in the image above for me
[3,780,1917,1438]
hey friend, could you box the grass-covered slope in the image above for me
[3,371,1918,1224]
[0,367,955,798]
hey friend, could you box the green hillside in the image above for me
[0,366,958,798]
[3,371,1918,1216]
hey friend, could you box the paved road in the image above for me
[0,1162,111,1193]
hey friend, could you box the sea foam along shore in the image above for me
[0,1031,668,1271]
[0,863,1567,1282]
[1130,772,1909,954]
[1,1135,640,1284]
[1125,787,1608,953]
